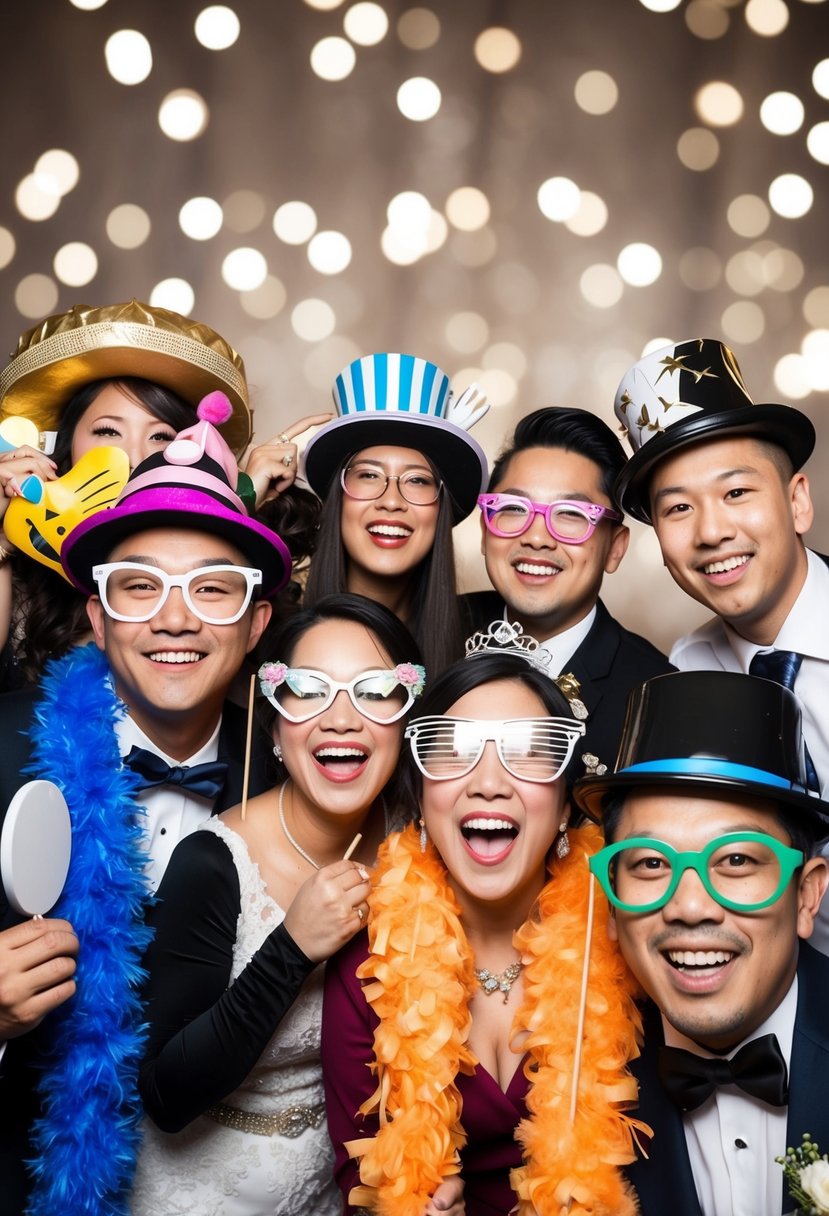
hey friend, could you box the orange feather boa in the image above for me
[346,821,648,1215]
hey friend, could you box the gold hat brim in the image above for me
[0,300,252,455]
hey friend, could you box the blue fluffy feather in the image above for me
[23,643,153,1215]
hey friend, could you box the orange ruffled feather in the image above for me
[351,822,648,1215]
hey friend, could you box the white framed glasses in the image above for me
[93,562,262,625]
[341,462,443,506]
[478,493,622,543]
[258,663,425,724]
[405,716,586,783]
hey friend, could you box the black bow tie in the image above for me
[124,745,228,801]
[658,1033,789,1113]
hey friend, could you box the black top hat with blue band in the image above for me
[613,338,815,524]
[573,670,828,828]
[303,352,489,522]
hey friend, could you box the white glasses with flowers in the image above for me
[259,661,426,724]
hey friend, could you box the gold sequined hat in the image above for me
[0,299,252,455]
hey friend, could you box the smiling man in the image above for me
[466,406,673,770]
[575,669,829,1216]
[0,400,291,1213]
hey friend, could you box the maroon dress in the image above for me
[321,931,529,1216]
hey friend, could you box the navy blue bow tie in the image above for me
[124,746,228,800]
[658,1033,788,1113]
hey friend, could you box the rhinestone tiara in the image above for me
[464,620,588,719]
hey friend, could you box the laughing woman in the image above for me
[321,634,646,1216]
[131,595,427,1215]
[302,352,489,676]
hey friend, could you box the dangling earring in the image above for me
[272,742,283,762]
[556,821,570,859]
[419,817,427,853]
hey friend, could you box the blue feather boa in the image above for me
[23,643,153,1216]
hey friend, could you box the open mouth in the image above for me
[460,815,519,861]
[313,745,369,777]
[512,560,562,578]
[148,651,206,665]
[368,523,412,540]
[666,949,736,975]
[700,555,750,576]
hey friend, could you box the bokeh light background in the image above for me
[2,0,828,648]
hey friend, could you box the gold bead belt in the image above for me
[205,1100,326,1138]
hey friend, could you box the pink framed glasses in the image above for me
[477,493,622,544]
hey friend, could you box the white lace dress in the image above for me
[131,819,340,1215]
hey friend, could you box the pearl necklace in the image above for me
[278,781,321,870]
[473,960,523,1004]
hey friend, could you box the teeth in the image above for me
[369,524,410,537]
[702,555,749,575]
[315,747,367,759]
[515,562,559,576]
[668,950,734,967]
[150,651,203,663]
[463,818,517,832]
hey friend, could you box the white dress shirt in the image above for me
[507,604,597,675]
[115,712,222,891]
[663,978,796,1216]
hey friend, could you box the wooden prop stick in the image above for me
[570,861,597,1124]
[343,833,362,861]
[240,674,256,821]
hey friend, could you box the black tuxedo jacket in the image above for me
[462,593,674,773]
[0,679,271,1215]
[626,942,829,1215]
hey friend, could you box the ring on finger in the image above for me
[356,905,364,922]
[279,432,290,444]
[282,454,293,467]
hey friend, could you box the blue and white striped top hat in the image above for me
[304,352,489,522]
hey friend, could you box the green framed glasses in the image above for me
[589,832,805,914]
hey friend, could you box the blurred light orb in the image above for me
[537,176,580,222]
[580,264,624,309]
[105,30,152,84]
[34,150,79,196]
[70,0,108,8]
[397,7,441,49]
[685,1,730,39]
[308,230,352,274]
[574,70,618,115]
[387,191,432,232]
[222,189,266,232]
[483,341,527,379]
[15,173,61,221]
[445,186,490,231]
[677,126,720,169]
[53,242,98,287]
[222,247,267,290]
[344,3,389,45]
[565,190,608,236]
[478,367,517,406]
[310,36,356,80]
[642,337,674,356]
[158,90,209,140]
[802,330,829,391]
[445,311,489,353]
[721,300,765,344]
[194,6,240,50]
[150,278,195,315]
[380,225,427,264]
[240,276,287,320]
[425,210,448,252]
[397,76,441,120]
[814,59,829,100]
[745,0,789,36]
[273,201,318,245]
[695,81,744,125]
[807,121,829,164]
[679,246,722,290]
[291,298,336,341]
[107,203,151,249]
[15,274,59,318]
[0,228,16,270]
[763,247,803,291]
[760,91,804,134]
[774,353,810,399]
[304,0,345,9]
[617,243,662,286]
[804,285,829,327]
[474,27,522,73]
[768,173,813,218]
[727,193,770,237]
[179,197,223,240]
[725,249,765,296]
[638,0,682,10]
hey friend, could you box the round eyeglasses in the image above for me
[405,716,586,783]
[589,832,805,914]
[478,493,622,544]
[258,663,425,724]
[93,563,262,625]
[341,462,443,507]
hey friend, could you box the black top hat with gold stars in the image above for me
[613,338,815,524]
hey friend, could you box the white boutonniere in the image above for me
[778,1135,829,1215]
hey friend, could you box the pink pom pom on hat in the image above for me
[62,392,291,598]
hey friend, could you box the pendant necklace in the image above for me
[278,780,321,870]
[473,959,524,1004]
